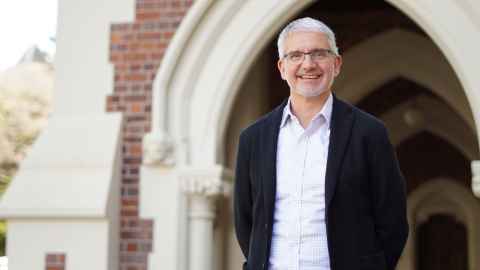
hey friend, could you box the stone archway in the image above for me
[140,1,480,269]
[399,179,480,270]
[146,0,480,166]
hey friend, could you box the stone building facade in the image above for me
[1,0,480,270]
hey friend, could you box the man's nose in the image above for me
[301,54,316,68]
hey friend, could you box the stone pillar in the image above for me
[180,166,232,270]
[471,160,480,197]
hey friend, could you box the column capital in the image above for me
[142,131,175,167]
[180,165,233,198]
[471,160,480,197]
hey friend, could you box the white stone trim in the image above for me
[180,166,232,198]
[150,0,216,133]
[471,160,480,197]
[178,165,232,270]
[143,131,176,167]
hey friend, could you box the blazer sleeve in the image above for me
[234,131,253,261]
[369,124,409,269]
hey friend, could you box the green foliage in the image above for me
[0,165,12,257]
[0,221,5,256]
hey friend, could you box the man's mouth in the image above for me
[297,74,321,79]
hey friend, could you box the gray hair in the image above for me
[277,17,339,58]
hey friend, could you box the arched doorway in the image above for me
[417,214,468,270]
[405,179,480,270]
[220,1,479,269]
[141,0,480,269]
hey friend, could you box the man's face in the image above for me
[278,31,342,98]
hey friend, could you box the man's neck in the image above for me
[289,90,331,129]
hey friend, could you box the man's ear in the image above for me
[334,55,342,77]
[277,59,286,80]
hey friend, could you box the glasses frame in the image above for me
[282,48,336,63]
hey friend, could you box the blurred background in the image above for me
[0,0,57,263]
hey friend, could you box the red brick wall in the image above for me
[107,1,193,269]
[45,253,65,270]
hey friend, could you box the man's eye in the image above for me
[312,50,327,58]
[289,53,302,60]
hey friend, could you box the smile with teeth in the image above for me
[297,74,321,79]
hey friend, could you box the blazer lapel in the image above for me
[325,95,355,211]
[262,101,286,224]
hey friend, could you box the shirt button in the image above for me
[262,262,265,269]
[264,223,268,229]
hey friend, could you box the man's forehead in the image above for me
[284,31,330,49]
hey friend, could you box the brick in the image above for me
[140,219,153,228]
[46,254,57,263]
[58,255,65,264]
[107,1,194,270]
[163,31,174,39]
[127,243,138,252]
[121,209,139,217]
[122,198,139,206]
[45,253,66,270]
[137,32,162,40]
[129,144,143,155]
[123,177,140,184]
[123,53,148,61]
[130,103,143,113]
[136,12,162,21]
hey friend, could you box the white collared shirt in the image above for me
[269,94,333,270]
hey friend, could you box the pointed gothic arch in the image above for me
[147,0,480,166]
[140,1,480,269]
[335,28,474,130]
[397,179,480,270]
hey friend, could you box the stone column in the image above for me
[180,166,232,270]
[471,160,480,198]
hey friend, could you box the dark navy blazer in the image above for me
[234,95,408,270]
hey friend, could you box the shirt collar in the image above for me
[280,92,333,129]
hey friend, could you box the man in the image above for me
[234,17,408,270]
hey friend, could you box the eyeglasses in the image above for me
[283,49,336,63]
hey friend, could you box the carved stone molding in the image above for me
[180,165,233,198]
[180,166,233,270]
[471,160,480,198]
[142,131,175,167]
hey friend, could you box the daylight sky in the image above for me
[0,0,58,71]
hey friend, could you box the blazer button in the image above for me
[264,223,268,230]
[262,262,265,269]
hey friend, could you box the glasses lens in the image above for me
[311,49,330,61]
[288,52,303,62]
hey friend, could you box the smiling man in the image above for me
[234,17,408,270]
